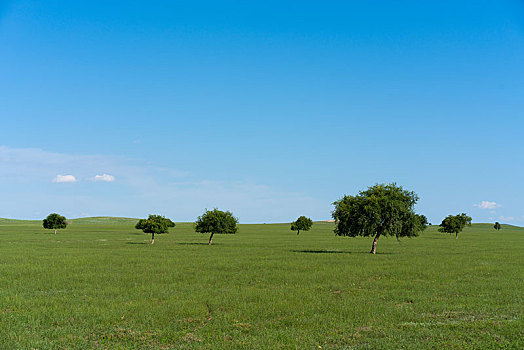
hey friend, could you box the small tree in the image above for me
[43,213,67,234]
[494,222,501,231]
[291,216,313,235]
[194,209,238,245]
[332,183,427,254]
[438,213,472,239]
[135,215,175,244]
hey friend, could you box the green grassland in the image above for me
[0,219,522,349]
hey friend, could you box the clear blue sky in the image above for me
[1,0,523,224]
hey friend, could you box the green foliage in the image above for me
[290,216,313,234]
[494,222,501,231]
[194,208,238,235]
[438,213,472,237]
[195,208,238,245]
[42,213,67,232]
[416,214,429,231]
[332,183,427,241]
[135,215,175,234]
[166,218,176,227]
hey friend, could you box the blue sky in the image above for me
[1,1,523,224]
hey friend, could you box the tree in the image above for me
[494,222,501,231]
[438,213,472,239]
[194,208,238,245]
[332,183,427,254]
[291,216,313,235]
[135,215,175,244]
[43,213,67,234]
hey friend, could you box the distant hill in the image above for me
[69,217,139,225]
[0,218,40,225]
[461,223,521,229]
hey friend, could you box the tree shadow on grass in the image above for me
[354,251,395,255]
[178,242,221,246]
[292,249,395,255]
[291,249,352,254]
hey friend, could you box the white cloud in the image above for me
[498,216,515,222]
[0,145,119,183]
[52,174,76,183]
[474,201,501,210]
[0,145,325,222]
[94,174,115,182]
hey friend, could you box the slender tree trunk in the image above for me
[297,230,300,235]
[208,232,214,245]
[54,229,56,234]
[151,232,155,244]
[455,232,458,239]
[370,232,381,254]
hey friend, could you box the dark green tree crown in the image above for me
[194,209,238,235]
[290,216,313,232]
[43,213,67,230]
[135,215,174,234]
[332,183,427,238]
[438,213,472,234]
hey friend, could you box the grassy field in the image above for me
[0,218,522,349]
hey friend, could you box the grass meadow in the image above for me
[0,218,522,349]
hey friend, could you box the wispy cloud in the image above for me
[52,174,76,183]
[94,174,115,182]
[498,216,514,222]
[0,145,325,222]
[0,145,119,182]
[474,201,501,210]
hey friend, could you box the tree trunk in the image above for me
[455,232,458,239]
[151,232,155,244]
[370,232,381,254]
[208,232,214,245]
[54,229,57,234]
[297,230,300,235]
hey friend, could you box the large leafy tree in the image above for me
[438,213,472,239]
[494,222,501,231]
[291,216,313,235]
[135,215,175,244]
[332,183,427,254]
[194,209,238,245]
[43,213,67,234]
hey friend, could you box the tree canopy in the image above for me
[290,216,313,235]
[438,213,472,239]
[494,222,501,231]
[194,209,238,245]
[135,214,175,244]
[43,213,67,234]
[332,183,427,254]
